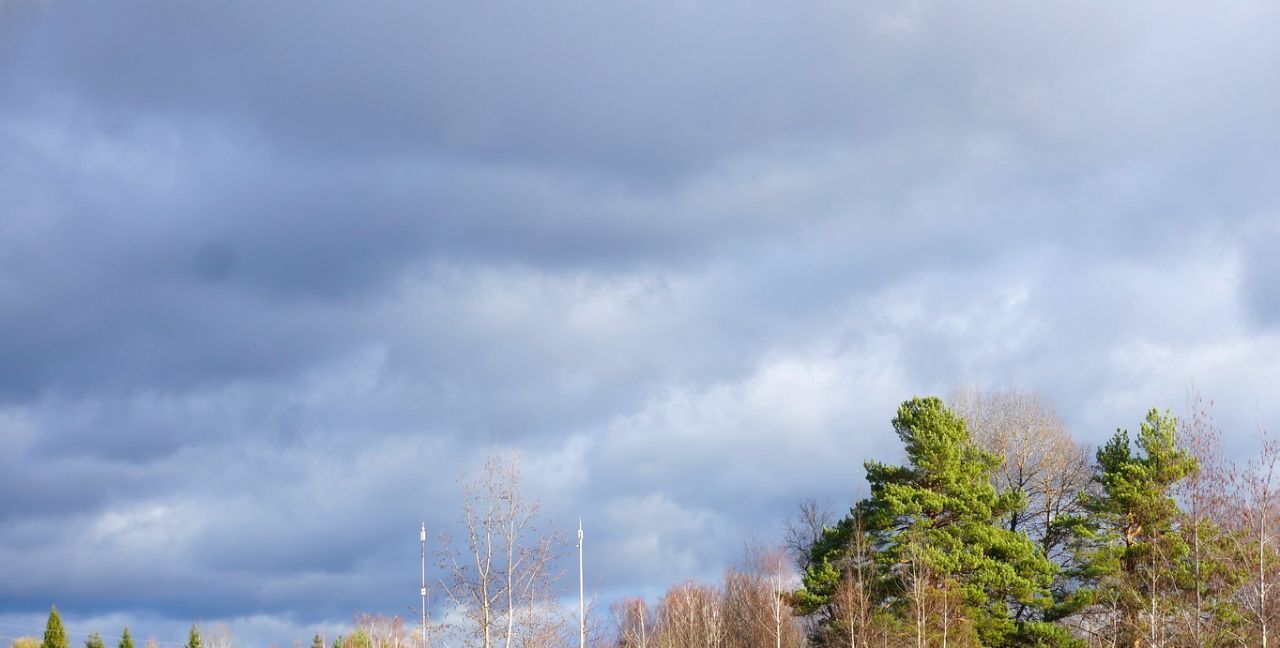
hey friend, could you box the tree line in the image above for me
[436,388,1280,647]
[601,388,1280,647]
[786,389,1280,647]
[18,607,204,648]
[18,607,393,648]
[19,387,1280,647]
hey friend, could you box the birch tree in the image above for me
[1226,430,1280,647]
[440,452,566,648]
[722,543,803,648]
[612,598,653,648]
[198,624,234,648]
[653,582,724,648]
[1170,392,1238,647]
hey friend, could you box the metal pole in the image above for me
[578,517,585,648]
[420,522,428,648]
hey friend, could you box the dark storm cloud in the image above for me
[2,1,924,174]
[4,0,1280,644]
[1240,220,1280,328]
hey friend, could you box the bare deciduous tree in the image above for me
[721,542,803,648]
[353,615,411,648]
[901,540,932,648]
[948,387,1091,563]
[654,582,724,648]
[831,507,878,648]
[198,624,234,648]
[784,498,835,572]
[1171,389,1236,647]
[439,451,567,648]
[612,598,653,648]
[1225,429,1280,648]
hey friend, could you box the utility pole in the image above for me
[420,522,428,648]
[578,517,585,648]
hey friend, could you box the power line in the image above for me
[0,621,186,647]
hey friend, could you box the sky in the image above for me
[3,0,1280,645]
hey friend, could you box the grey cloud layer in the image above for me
[3,0,1280,644]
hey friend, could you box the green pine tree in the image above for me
[184,626,201,648]
[118,628,134,648]
[1079,408,1197,646]
[311,633,324,648]
[84,633,105,648]
[43,606,69,648]
[797,397,1071,646]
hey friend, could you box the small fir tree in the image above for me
[43,606,69,648]
[85,633,105,648]
[184,626,201,648]
[118,629,134,648]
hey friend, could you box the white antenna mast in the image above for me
[420,522,428,648]
[578,517,585,648]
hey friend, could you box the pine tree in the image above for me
[1080,408,1197,647]
[43,606,69,648]
[797,397,1071,646]
[184,626,201,648]
[311,633,324,648]
[85,633,105,648]
[119,629,134,648]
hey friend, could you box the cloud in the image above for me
[3,0,1280,645]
